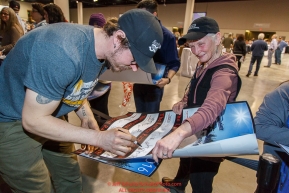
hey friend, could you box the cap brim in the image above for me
[129,44,157,74]
[178,32,208,45]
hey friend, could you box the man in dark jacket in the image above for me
[133,0,180,113]
[246,33,268,77]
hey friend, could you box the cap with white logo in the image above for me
[178,17,219,45]
[118,9,163,73]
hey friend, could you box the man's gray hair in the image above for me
[258,33,265,40]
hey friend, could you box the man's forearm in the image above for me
[23,113,101,147]
[75,99,95,120]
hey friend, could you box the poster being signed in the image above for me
[74,101,259,176]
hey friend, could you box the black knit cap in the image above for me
[9,0,20,11]
[178,17,219,45]
[118,9,163,73]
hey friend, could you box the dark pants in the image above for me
[133,84,164,113]
[248,55,263,74]
[174,158,221,193]
[235,55,242,70]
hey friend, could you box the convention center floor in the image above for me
[1,53,289,193]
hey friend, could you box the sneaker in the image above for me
[254,73,258,76]
[264,66,270,68]
[246,73,251,77]
[162,177,186,193]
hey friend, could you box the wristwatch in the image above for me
[167,77,171,84]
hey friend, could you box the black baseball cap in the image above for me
[178,17,219,45]
[118,9,163,73]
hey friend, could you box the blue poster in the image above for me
[74,149,161,177]
[151,63,166,84]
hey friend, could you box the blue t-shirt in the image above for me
[0,23,105,122]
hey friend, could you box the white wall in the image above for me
[6,0,289,39]
[69,0,289,38]
[69,4,186,32]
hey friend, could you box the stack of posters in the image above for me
[74,101,259,176]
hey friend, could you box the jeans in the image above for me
[275,48,282,64]
[267,49,274,67]
[133,84,164,113]
[248,55,263,74]
[0,120,82,193]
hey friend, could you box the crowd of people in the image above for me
[0,0,288,192]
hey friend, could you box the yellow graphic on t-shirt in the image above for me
[62,79,97,107]
[75,79,84,92]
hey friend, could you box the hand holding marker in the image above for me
[118,129,142,147]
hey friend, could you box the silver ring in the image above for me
[163,153,168,156]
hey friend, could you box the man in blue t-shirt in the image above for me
[274,37,288,65]
[0,9,163,192]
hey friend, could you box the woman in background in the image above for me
[31,3,47,28]
[43,4,66,24]
[233,34,246,71]
[0,7,24,56]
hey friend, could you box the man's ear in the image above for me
[153,12,157,17]
[113,30,126,46]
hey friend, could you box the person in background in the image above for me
[173,27,181,40]
[233,34,246,71]
[155,16,241,193]
[89,13,106,28]
[0,9,163,193]
[222,33,233,53]
[43,3,66,24]
[88,13,112,126]
[274,37,288,65]
[9,0,26,34]
[264,34,278,68]
[31,3,47,28]
[246,33,268,77]
[133,0,180,113]
[255,81,289,192]
[0,7,24,56]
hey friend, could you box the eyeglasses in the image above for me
[1,13,9,16]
